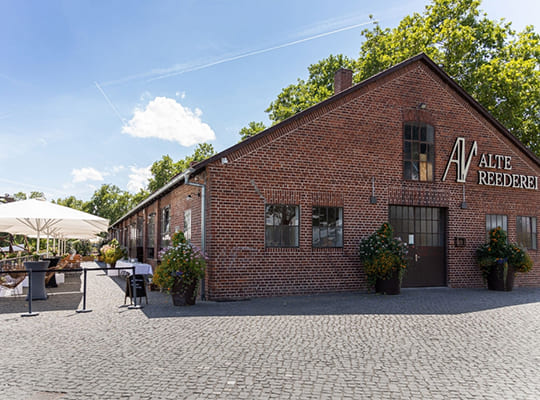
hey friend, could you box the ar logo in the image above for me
[442,137,478,183]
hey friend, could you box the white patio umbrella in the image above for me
[0,199,109,253]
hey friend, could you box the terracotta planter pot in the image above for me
[375,271,401,295]
[487,262,515,291]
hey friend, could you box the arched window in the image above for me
[403,122,434,181]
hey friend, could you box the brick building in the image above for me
[110,54,540,300]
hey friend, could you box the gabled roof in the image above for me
[112,53,539,227]
[196,53,539,171]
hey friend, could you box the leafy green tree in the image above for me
[355,0,540,155]
[53,196,87,211]
[263,0,540,155]
[147,155,178,193]
[147,143,216,192]
[84,184,134,224]
[29,191,44,199]
[265,54,357,123]
[131,189,150,206]
[13,192,27,201]
[239,121,266,141]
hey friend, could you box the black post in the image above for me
[76,267,92,313]
[21,269,38,317]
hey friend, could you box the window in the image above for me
[161,206,171,248]
[265,204,299,247]
[129,222,137,254]
[404,122,434,181]
[136,217,143,247]
[517,216,537,250]
[184,209,192,241]
[486,214,508,239]
[312,206,343,247]
[389,206,444,247]
[147,213,156,258]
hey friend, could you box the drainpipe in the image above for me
[184,170,206,300]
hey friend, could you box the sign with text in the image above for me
[442,137,538,190]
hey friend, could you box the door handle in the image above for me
[415,254,420,262]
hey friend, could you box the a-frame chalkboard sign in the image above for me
[124,274,148,305]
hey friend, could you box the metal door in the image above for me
[389,206,446,287]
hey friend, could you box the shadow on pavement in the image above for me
[0,271,83,314]
[137,287,540,319]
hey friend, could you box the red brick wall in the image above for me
[111,59,539,299]
[116,176,205,271]
[203,61,539,299]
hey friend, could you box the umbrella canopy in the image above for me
[0,199,109,251]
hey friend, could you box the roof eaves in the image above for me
[111,167,196,227]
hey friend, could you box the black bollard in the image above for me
[76,268,92,313]
[21,270,39,317]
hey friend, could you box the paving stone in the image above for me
[1,262,539,398]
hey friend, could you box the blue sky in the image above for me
[1,0,538,201]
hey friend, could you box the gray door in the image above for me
[389,206,446,287]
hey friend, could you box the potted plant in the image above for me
[153,231,206,306]
[476,227,532,291]
[100,239,125,268]
[359,222,408,295]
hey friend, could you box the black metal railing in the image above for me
[0,266,140,317]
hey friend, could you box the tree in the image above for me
[29,191,44,199]
[13,192,27,201]
[263,0,540,155]
[355,0,540,155]
[131,189,150,207]
[239,121,266,141]
[84,184,134,224]
[53,196,87,211]
[265,54,357,123]
[147,155,178,193]
[147,143,216,192]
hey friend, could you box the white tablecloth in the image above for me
[112,261,153,276]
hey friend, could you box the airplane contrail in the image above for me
[95,18,377,119]
[100,19,377,87]
[94,81,127,125]
[146,19,377,82]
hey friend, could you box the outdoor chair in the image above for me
[57,254,82,270]
[0,270,26,296]
[45,266,64,287]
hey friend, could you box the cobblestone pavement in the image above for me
[1,262,539,399]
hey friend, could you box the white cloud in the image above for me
[122,96,215,146]
[176,91,186,99]
[127,165,152,193]
[72,167,104,183]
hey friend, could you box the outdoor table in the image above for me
[24,260,50,300]
[109,260,153,276]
